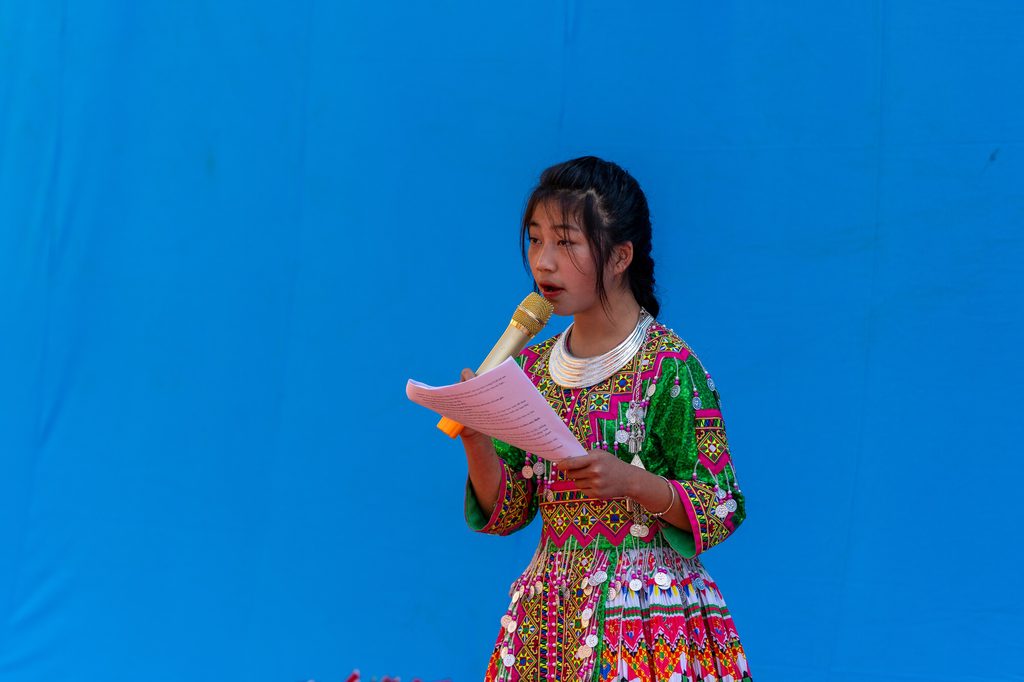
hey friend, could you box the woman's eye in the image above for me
[528,236,540,245]
[558,239,573,247]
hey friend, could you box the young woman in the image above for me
[460,157,753,682]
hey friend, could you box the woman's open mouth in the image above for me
[539,284,564,299]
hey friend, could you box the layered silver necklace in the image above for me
[548,309,654,388]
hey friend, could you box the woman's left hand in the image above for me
[556,448,640,499]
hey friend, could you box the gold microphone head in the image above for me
[512,292,555,337]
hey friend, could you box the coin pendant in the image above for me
[630,523,649,537]
[503,653,516,667]
[693,577,707,590]
[576,644,593,659]
[581,607,593,620]
[506,620,517,633]
[522,465,534,479]
[501,615,512,628]
[646,383,656,397]
[615,429,628,444]
[533,461,545,476]
[714,504,729,518]
[629,578,643,592]
[546,490,555,502]
[725,498,737,512]
[707,376,716,391]
[692,395,702,410]
[670,384,681,398]
[654,572,670,588]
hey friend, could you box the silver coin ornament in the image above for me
[654,572,671,588]
[715,486,727,500]
[501,615,512,628]
[707,376,716,391]
[670,384,681,398]
[714,504,729,518]
[629,578,644,592]
[725,498,738,512]
[615,429,629,444]
[646,383,657,397]
[522,465,534,479]
[630,523,649,537]
[585,634,599,648]
[588,570,608,586]
[503,653,516,667]
[692,395,702,410]
[693,577,707,590]
[533,461,545,476]
[581,607,594,620]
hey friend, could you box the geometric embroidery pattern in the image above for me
[694,409,731,475]
[674,480,733,555]
[480,463,535,536]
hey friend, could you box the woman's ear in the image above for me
[612,242,634,275]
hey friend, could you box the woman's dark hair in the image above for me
[520,156,659,318]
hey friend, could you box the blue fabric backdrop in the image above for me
[1,2,1022,680]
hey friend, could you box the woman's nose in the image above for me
[533,243,556,272]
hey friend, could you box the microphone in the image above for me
[437,292,555,438]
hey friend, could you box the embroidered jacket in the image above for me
[464,321,746,558]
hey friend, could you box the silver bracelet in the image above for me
[648,475,677,517]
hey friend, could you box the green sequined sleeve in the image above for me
[463,352,540,536]
[464,438,539,535]
[644,350,746,557]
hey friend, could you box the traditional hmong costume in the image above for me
[465,312,753,682]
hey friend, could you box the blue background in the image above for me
[2,2,1022,680]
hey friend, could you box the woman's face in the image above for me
[527,200,602,317]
